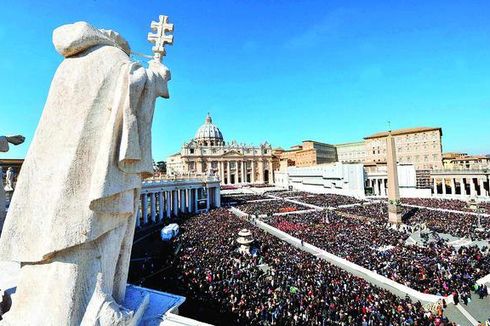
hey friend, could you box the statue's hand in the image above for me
[6,135,25,145]
[148,60,171,99]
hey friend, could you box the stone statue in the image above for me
[0,135,25,233]
[4,168,14,192]
[0,16,173,325]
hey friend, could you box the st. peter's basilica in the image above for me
[167,114,274,185]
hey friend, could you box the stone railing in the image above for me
[431,168,490,175]
[145,173,220,183]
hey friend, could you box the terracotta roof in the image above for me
[452,155,489,161]
[364,127,442,139]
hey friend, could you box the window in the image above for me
[190,148,194,154]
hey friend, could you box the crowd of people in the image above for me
[221,194,271,205]
[284,192,364,208]
[338,203,490,240]
[269,211,490,296]
[236,200,310,215]
[172,208,455,325]
[268,191,363,207]
[401,198,490,214]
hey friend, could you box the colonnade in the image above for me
[367,178,388,196]
[136,178,221,228]
[432,176,489,197]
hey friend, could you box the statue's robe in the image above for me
[0,22,166,325]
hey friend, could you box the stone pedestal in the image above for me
[388,201,402,224]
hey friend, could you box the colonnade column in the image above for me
[461,178,466,195]
[194,188,199,212]
[142,193,148,224]
[188,189,194,213]
[181,189,187,214]
[251,160,256,184]
[166,191,171,218]
[480,178,488,197]
[442,177,446,195]
[150,193,156,223]
[173,190,179,216]
[380,179,386,196]
[470,177,476,196]
[158,192,164,222]
[450,178,456,195]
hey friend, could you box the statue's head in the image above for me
[148,60,171,99]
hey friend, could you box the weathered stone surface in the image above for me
[0,20,171,325]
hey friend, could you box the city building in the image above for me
[442,154,490,170]
[442,152,467,168]
[166,153,184,174]
[275,162,366,197]
[273,140,337,168]
[364,127,443,170]
[335,141,367,163]
[168,114,275,185]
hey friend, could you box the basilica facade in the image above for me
[167,114,274,185]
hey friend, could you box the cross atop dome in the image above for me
[205,112,212,124]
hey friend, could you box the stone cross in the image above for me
[147,15,174,62]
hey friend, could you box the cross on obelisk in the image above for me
[148,15,174,62]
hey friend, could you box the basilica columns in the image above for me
[258,160,264,183]
[206,187,211,211]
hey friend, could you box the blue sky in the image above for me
[1,0,489,160]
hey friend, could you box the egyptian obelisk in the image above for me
[386,131,402,224]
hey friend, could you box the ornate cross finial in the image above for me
[387,120,392,132]
[148,15,174,62]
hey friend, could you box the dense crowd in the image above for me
[401,198,490,214]
[339,203,490,240]
[293,193,364,208]
[236,200,310,215]
[270,211,490,296]
[267,191,307,198]
[174,208,455,325]
[221,194,272,205]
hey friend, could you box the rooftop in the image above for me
[364,127,442,139]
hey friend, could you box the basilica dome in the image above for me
[194,113,224,146]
